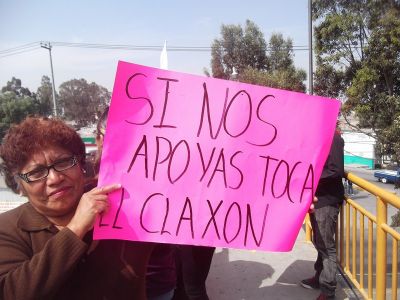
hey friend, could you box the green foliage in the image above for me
[210,19,306,92]
[0,76,63,140]
[1,76,111,140]
[1,77,33,97]
[267,33,294,72]
[36,75,54,116]
[313,0,400,164]
[58,78,110,128]
[239,67,306,93]
[0,78,39,140]
[211,20,268,80]
[313,62,345,98]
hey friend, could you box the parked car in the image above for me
[373,168,400,184]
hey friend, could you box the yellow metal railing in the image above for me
[305,171,400,300]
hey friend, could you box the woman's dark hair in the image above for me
[0,117,86,193]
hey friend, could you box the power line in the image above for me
[0,41,368,59]
[51,41,214,51]
[0,41,312,59]
[0,40,368,59]
[0,46,41,58]
[0,42,39,54]
[50,41,310,51]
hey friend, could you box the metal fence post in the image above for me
[376,196,387,300]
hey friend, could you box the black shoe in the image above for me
[300,276,320,289]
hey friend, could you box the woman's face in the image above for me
[18,145,85,219]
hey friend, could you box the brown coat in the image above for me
[0,202,153,300]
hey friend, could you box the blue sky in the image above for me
[0,0,311,92]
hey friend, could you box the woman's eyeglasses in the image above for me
[17,156,78,183]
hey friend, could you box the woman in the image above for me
[0,117,153,300]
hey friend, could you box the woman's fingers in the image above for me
[87,184,121,212]
[92,183,121,195]
[67,185,120,238]
[93,195,110,212]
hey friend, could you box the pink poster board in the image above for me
[94,61,341,252]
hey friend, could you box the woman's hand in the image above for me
[67,183,121,239]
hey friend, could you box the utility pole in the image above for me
[40,42,58,117]
[308,0,313,95]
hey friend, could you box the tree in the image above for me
[0,78,38,140]
[239,66,306,92]
[210,20,306,92]
[267,33,294,72]
[36,75,54,117]
[313,0,400,164]
[313,60,346,99]
[58,79,110,128]
[211,20,268,80]
[1,77,33,98]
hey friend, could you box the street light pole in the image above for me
[40,42,58,117]
[308,0,314,95]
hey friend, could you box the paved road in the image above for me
[346,165,398,193]
[345,165,399,221]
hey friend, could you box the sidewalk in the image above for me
[207,228,357,300]
[0,188,27,213]
[0,175,26,212]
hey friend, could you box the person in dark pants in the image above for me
[300,131,345,300]
[346,179,354,195]
[146,244,177,300]
[173,245,215,300]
